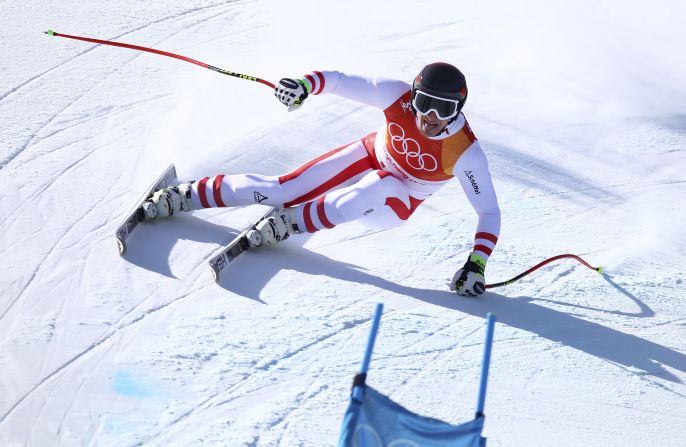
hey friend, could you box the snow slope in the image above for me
[2,1,686,445]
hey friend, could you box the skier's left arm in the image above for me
[450,141,501,296]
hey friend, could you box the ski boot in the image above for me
[246,208,300,247]
[142,182,194,220]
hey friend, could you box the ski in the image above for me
[208,207,278,282]
[115,164,177,256]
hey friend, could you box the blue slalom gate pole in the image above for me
[352,303,384,400]
[476,313,496,418]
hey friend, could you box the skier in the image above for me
[143,63,501,296]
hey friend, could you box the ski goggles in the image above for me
[412,90,462,120]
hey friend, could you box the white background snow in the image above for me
[2,1,686,445]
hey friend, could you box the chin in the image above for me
[419,126,440,137]
[415,117,443,137]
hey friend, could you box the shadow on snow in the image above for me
[120,214,240,279]
[221,246,683,384]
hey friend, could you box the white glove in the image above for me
[274,78,309,111]
[450,253,487,296]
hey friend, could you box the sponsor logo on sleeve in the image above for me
[464,171,481,194]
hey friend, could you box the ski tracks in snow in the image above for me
[0,1,252,169]
[1,0,263,343]
[139,303,375,445]
[132,290,446,446]
[0,283,201,428]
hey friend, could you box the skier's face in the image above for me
[416,111,448,137]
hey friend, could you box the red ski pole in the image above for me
[44,30,275,89]
[486,254,602,289]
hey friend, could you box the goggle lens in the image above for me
[412,90,460,120]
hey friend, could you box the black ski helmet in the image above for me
[411,62,468,119]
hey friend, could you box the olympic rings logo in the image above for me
[387,122,437,172]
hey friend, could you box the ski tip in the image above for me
[596,266,603,274]
[45,29,56,36]
[116,237,127,256]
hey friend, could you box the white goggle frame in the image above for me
[412,90,461,120]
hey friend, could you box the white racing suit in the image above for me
[190,71,501,260]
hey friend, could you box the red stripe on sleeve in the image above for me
[474,244,493,256]
[213,175,226,207]
[475,232,498,244]
[303,202,318,233]
[304,74,316,93]
[314,71,325,95]
[316,196,335,229]
[198,177,210,208]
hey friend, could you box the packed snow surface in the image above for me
[1,1,685,445]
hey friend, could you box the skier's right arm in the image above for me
[275,71,409,111]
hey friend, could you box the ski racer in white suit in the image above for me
[145,63,501,296]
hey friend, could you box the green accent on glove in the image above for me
[297,78,312,94]
[469,253,487,274]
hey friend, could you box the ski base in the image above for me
[209,207,277,282]
[115,164,177,256]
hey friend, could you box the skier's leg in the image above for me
[291,170,424,233]
[143,140,375,221]
[190,139,377,210]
